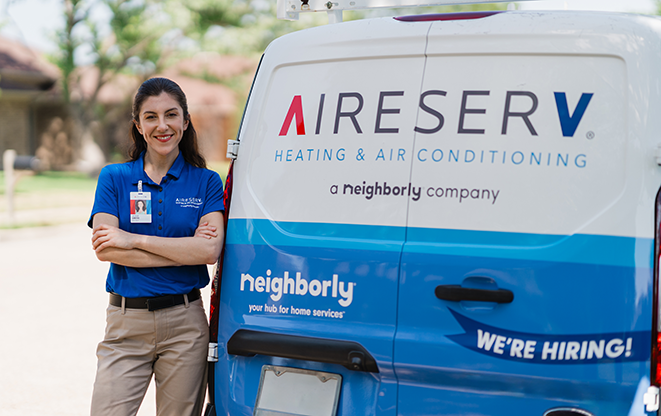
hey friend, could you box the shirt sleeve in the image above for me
[202,170,225,217]
[88,166,119,228]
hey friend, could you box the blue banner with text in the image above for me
[447,308,650,364]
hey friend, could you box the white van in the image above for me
[207,8,661,416]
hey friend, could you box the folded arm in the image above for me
[92,211,224,267]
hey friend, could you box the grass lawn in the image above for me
[0,171,96,195]
[1,171,98,193]
[0,171,97,212]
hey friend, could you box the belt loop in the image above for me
[121,296,126,315]
[184,293,190,308]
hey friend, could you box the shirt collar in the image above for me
[167,151,185,180]
[131,151,185,185]
[131,153,148,185]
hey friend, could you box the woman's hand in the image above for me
[194,221,218,240]
[92,223,138,253]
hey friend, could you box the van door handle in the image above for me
[435,285,514,303]
[227,329,379,373]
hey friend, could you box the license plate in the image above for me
[254,366,342,416]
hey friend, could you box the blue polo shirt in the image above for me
[89,152,224,297]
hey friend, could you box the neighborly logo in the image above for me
[447,308,649,364]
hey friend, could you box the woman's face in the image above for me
[134,92,189,162]
[137,200,145,211]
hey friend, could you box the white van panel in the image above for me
[244,56,423,227]
[409,54,626,236]
[419,11,661,239]
[231,18,430,227]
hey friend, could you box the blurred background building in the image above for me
[0,32,259,174]
[0,36,60,159]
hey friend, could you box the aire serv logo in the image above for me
[278,90,593,138]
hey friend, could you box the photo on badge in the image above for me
[130,192,152,223]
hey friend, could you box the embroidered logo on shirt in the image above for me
[175,197,203,208]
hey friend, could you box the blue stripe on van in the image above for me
[406,227,654,268]
[226,218,406,252]
[226,219,653,268]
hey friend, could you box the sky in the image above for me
[0,0,657,55]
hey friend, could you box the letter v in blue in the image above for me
[554,92,594,137]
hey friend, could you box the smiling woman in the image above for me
[134,92,189,170]
[87,77,225,416]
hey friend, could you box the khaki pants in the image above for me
[90,298,209,416]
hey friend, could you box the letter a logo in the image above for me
[279,95,306,136]
[554,92,593,137]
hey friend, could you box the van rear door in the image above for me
[215,18,429,415]
[395,12,655,415]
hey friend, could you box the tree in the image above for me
[53,0,174,165]
[176,1,506,56]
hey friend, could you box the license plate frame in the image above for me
[254,365,342,416]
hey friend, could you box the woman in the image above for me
[88,77,224,416]
[135,199,147,214]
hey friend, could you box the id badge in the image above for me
[130,191,151,223]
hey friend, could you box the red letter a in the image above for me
[279,95,306,136]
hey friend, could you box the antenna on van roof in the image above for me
[276,0,525,23]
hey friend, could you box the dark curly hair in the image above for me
[128,77,206,168]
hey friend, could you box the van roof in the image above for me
[277,0,530,21]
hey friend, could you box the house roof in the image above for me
[0,36,59,92]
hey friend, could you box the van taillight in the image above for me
[394,11,502,22]
[648,312,661,412]
[654,192,661,387]
[655,332,661,385]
